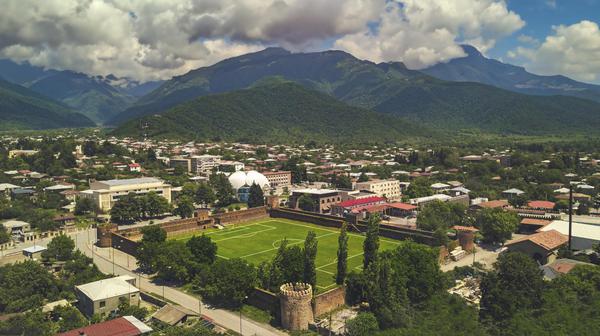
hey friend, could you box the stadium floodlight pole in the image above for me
[569,185,573,251]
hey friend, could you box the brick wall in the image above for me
[313,286,345,317]
[111,232,139,256]
[270,208,436,246]
[248,287,280,319]
[213,206,268,225]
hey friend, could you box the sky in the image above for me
[0,0,599,84]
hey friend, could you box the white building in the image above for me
[355,179,401,200]
[540,216,600,250]
[190,155,221,175]
[75,275,140,317]
[80,177,172,212]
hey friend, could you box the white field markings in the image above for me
[240,231,337,259]
[212,224,276,243]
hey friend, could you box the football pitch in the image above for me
[171,218,401,291]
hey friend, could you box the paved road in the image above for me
[72,229,286,336]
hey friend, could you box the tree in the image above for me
[480,252,544,322]
[194,258,256,308]
[247,183,265,208]
[476,208,519,245]
[390,241,445,303]
[110,193,141,223]
[174,196,195,218]
[42,234,75,261]
[154,241,197,282]
[141,191,171,218]
[0,224,10,244]
[404,178,433,199]
[346,312,379,336]
[332,174,352,189]
[508,195,527,208]
[297,194,316,212]
[187,235,218,265]
[141,225,167,243]
[116,296,148,321]
[209,174,236,207]
[363,214,380,270]
[336,222,349,285]
[0,260,62,313]
[417,200,466,232]
[51,305,87,332]
[303,231,318,288]
[358,172,369,182]
[364,257,410,329]
[195,182,216,206]
[74,197,96,216]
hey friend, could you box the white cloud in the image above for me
[510,20,600,83]
[517,34,540,46]
[333,0,525,69]
[0,0,523,80]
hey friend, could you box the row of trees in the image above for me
[417,200,519,246]
[136,226,256,308]
[256,231,318,292]
[110,192,172,223]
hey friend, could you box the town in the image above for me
[0,132,599,335]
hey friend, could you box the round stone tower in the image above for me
[279,283,314,331]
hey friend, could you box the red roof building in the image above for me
[336,196,386,209]
[527,200,556,210]
[57,316,152,336]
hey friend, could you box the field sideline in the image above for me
[170,218,401,290]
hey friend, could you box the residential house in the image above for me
[75,275,140,317]
[505,230,568,264]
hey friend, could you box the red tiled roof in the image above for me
[506,229,568,251]
[57,317,145,336]
[474,200,509,209]
[527,200,555,209]
[387,203,418,211]
[128,163,140,167]
[520,218,551,226]
[337,196,386,208]
[452,225,479,232]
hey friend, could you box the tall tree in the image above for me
[186,235,218,265]
[303,231,318,288]
[141,225,167,243]
[42,234,75,262]
[297,194,316,212]
[476,208,519,245]
[247,183,265,208]
[480,252,544,322]
[174,196,195,218]
[336,222,349,285]
[195,182,216,206]
[363,214,380,270]
[209,173,236,207]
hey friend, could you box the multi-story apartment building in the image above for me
[190,155,221,175]
[80,177,171,212]
[288,188,345,214]
[262,171,292,191]
[355,179,401,200]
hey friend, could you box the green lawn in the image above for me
[170,218,400,291]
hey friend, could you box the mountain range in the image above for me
[112,80,431,143]
[422,45,600,103]
[0,60,162,124]
[3,45,600,139]
[0,78,94,130]
[111,47,600,137]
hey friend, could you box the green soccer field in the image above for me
[171,218,400,291]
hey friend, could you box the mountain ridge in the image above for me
[422,45,600,103]
[0,79,95,130]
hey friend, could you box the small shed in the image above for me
[22,245,47,259]
[151,304,199,326]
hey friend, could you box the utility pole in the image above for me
[568,185,573,251]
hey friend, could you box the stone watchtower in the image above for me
[279,283,314,331]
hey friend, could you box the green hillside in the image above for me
[111,48,600,135]
[112,82,431,143]
[0,79,94,130]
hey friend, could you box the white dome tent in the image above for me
[228,170,270,203]
[228,170,270,190]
